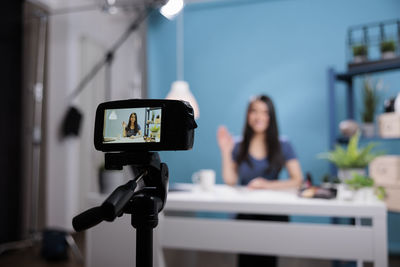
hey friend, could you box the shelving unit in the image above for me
[144,107,161,141]
[328,58,400,255]
[328,58,400,154]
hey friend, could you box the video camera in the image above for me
[73,99,197,267]
[94,99,196,152]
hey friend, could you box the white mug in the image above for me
[192,169,216,191]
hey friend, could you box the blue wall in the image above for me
[147,0,400,253]
[148,0,400,183]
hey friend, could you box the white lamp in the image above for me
[166,80,199,119]
[165,10,200,119]
[108,110,118,120]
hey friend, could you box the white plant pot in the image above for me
[337,184,355,201]
[353,55,367,63]
[99,170,125,194]
[354,188,375,202]
[337,168,366,181]
[382,51,396,60]
[361,123,375,138]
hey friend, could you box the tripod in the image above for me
[73,152,168,267]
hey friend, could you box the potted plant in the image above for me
[319,132,382,181]
[149,124,160,140]
[342,173,374,201]
[342,173,386,201]
[361,78,380,137]
[380,40,396,60]
[352,44,368,63]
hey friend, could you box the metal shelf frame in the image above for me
[327,58,400,174]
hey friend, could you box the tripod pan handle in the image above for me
[72,207,104,232]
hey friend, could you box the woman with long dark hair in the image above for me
[122,112,142,138]
[217,95,303,267]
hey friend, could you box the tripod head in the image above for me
[72,152,168,232]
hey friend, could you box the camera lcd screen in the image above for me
[103,107,162,144]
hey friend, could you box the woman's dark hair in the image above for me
[237,95,284,174]
[126,113,138,132]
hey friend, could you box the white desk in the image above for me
[160,184,387,267]
[86,184,387,267]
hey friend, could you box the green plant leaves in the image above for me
[375,186,386,200]
[150,125,160,132]
[361,78,379,123]
[318,132,383,168]
[344,173,374,190]
[380,40,396,53]
[352,45,368,56]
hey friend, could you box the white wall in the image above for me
[46,8,145,230]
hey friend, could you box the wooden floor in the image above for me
[0,233,85,267]
[1,232,400,267]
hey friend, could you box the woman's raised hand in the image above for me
[217,126,234,155]
[122,121,127,128]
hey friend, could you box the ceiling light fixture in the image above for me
[166,10,200,119]
[160,0,184,20]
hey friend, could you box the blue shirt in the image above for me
[232,137,297,185]
[126,124,141,137]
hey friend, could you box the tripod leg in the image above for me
[136,227,153,267]
[155,233,166,267]
[65,234,84,263]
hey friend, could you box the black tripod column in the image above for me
[131,193,161,267]
[136,226,153,267]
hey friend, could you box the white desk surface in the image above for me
[86,183,388,267]
[162,183,387,267]
[165,183,386,217]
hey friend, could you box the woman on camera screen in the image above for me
[217,94,303,267]
[122,112,142,138]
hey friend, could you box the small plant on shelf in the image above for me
[360,77,381,137]
[380,40,397,59]
[361,78,379,123]
[352,44,368,63]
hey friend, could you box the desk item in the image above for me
[378,112,400,138]
[299,186,337,199]
[192,169,215,191]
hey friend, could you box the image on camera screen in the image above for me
[103,107,162,144]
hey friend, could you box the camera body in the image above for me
[94,99,197,152]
